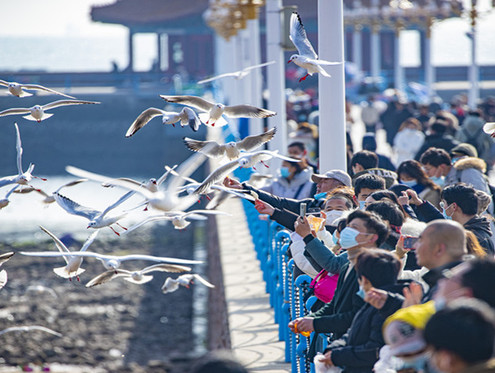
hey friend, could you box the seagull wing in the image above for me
[197,71,239,84]
[0,176,18,188]
[53,192,100,220]
[0,326,61,337]
[80,230,99,252]
[116,254,202,265]
[0,107,30,117]
[251,150,302,162]
[192,274,215,288]
[39,225,72,264]
[42,99,100,111]
[242,60,276,72]
[0,80,9,87]
[21,84,76,99]
[289,12,318,59]
[54,178,88,193]
[141,263,192,274]
[181,107,202,132]
[183,138,225,158]
[223,105,276,119]
[14,123,23,175]
[125,107,165,137]
[193,159,240,195]
[236,127,277,151]
[100,190,135,218]
[160,95,214,112]
[0,252,14,267]
[0,270,7,290]
[86,269,129,287]
[123,214,174,235]
[5,185,20,198]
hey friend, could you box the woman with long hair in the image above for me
[397,159,442,208]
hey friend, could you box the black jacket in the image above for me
[464,216,495,255]
[414,133,460,160]
[326,283,408,373]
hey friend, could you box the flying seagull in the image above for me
[197,61,276,84]
[125,107,202,137]
[184,127,276,160]
[288,12,342,82]
[0,99,100,122]
[160,95,276,127]
[162,274,215,293]
[0,79,76,99]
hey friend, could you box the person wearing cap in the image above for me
[377,301,436,372]
[424,298,495,373]
[419,147,490,194]
[455,110,493,164]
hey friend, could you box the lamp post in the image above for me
[467,1,479,109]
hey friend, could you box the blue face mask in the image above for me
[314,192,327,200]
[359,200,366,210]
[332,230,339,245]
[339,227,361,249]
[280,167,290,178]
[356,285,366,300]
[441,202,453,220]
[430,176,445,187]
[401,180,417,188]
[400,353,429,371]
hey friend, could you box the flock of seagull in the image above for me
[0,10,327,338]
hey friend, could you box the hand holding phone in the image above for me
[403,236,418,250]
[300,203,307,217]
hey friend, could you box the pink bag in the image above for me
[310,270,339,303]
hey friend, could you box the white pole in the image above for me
[318,0,346,172]
[424,29,435,99]
[370,27,380,79]
[393,28,404,91]
[247,18,263,135]
[353,26,362,72]
[265,0,287,155]
[468,23,479,109]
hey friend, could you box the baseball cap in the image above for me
[383,301,436,357]
[450,143,478,158]
[311,170,352,187]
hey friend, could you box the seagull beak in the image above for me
[287,59,292,64]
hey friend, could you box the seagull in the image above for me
[162,274,214,294]
[197,61,276,84]
[160,95,276,127]
[0,252,15,290]
[192,150,301,195]
[483,122,495,138]
[39,225,99,281]
[0,79,76,99]
[184,127,277,160]
[288,12,342,82]
[0,184,20,210]
[65,147,211,213]
[15,178,88,205]
[53,190,135,236]
[0,123,46,189]
[86,263,192,287]
[125,107,202,137]
[0,325,62,337]
[0,99,100,122]
[19,251,202,270]
[124,209,229,233]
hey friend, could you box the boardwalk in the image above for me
[216,196,290,372]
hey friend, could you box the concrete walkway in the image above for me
[216,197,291,372]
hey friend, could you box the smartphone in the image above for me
[300,203,307,217]
[403,236,418,250]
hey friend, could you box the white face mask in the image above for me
[325,210,344,225]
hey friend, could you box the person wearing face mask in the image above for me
[393,118,426,167]
[289,210,389,360]
[354,174,386,211]
[318,249,407,373]
[261,158,314,199]
[398,160,442,209]
[424,298,495,373]
[419,147,490,195]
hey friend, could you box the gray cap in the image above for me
[311,169,352,187]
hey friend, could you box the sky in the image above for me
[0,0,494,71]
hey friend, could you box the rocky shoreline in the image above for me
[0,222,205,373]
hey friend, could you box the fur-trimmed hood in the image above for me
[453,157,487,173]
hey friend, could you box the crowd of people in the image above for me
[221,92,495,373]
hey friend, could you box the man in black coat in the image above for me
[319,249,406,373]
